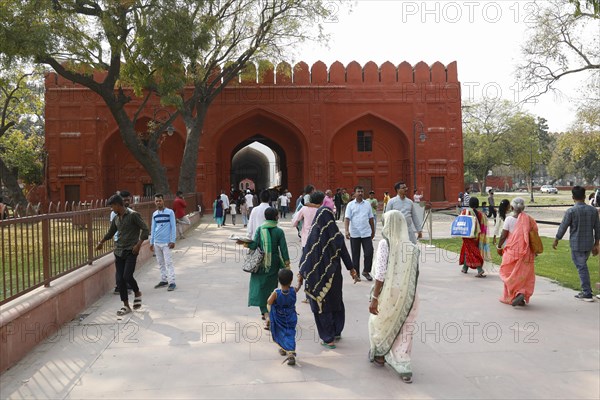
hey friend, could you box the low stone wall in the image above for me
[0,212,200,373]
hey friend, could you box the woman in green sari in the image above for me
[368,210,419,383]
[242,207,290,329]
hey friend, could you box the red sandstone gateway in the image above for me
[45,60,464,208]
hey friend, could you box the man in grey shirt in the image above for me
[384,181,423,244]
[97,194,149,316]
[553,186,600,302]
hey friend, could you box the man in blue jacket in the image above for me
[151,193,177,291]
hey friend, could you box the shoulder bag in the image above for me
[528,217,543,255]
[450,212,477,238]
[242,247,264,273]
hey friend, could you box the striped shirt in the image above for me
[151,207,177,245]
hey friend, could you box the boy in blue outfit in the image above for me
[267,269,297,365]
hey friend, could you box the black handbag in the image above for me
[242,247,264,273]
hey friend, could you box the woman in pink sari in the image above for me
[497,197,537,306]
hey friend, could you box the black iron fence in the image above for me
[0,193,202,305]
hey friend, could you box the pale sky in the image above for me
[292,0,586,132]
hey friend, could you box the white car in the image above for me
[540,185,558,194]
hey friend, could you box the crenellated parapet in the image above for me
[232,60,458,85]
[45,60,458,88]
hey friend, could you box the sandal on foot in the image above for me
[133,296,142,310]
[511,293,525,306]
[373,356,385,366]
[278,348,287,356]
[461,267,468,274]
[321,342,336,349]
[286,355,296,366]
[117,307,132,316]
[475,272,487,278]
[264,320,270,330]
[401,375,413,384]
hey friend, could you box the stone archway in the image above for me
[212,108,307,197]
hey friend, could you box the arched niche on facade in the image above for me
[329,113,409,193]
[100,116,184,197]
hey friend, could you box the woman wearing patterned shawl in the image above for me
[297,206,359,349]
[368,210,419,383]
[459,197,491,277]
[241,207,290,329]
[497,197,537,306]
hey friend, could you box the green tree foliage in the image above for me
[549,103,600,184]
[518,0,599,99]
[0,65,45,206]
[0,0,335,195]
[124,0,336,192]
[503,115,553,196]
[549,132,600,184]
[462,99,518,190]
[569,0,600,16]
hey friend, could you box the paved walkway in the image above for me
[1,213,599,399]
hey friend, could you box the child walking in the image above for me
[267,269,298,366]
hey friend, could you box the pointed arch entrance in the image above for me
[213,108,307,196]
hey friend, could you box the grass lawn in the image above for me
[430,236,600,294]
[470,192,574,206]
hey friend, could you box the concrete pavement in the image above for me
[1,212,598,399]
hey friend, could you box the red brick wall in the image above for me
[45,60,464,207]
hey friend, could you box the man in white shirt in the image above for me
[278,192,290,218]
[385,181,423,244]
[245,190,254,218]
[220,190,230,226]
[247,190,271,238]
[344,186,375,281]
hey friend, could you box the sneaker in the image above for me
[167,283,176,291]
[154,281,168,289]
[362,272,373,281]
[597,294,600,300]
[574,292,594,302]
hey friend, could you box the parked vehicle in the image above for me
[540,185,558,194]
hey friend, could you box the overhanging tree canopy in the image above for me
[0,0,336,195]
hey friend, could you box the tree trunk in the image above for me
[109,106,171,194]
[0,157,27,207]
[178,103,209,193]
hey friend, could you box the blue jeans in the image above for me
[571,250,591,295]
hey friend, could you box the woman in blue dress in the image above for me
[267,269,297,365]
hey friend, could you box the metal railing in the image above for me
[0,193,202,305]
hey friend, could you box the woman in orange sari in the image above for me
[459,197,490,277]
[497,197,537,306]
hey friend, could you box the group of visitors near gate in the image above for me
[96,182,600,383]
[235,181,424,382]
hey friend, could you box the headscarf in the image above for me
[299,207,348,313]
[369,210,419,358]
[258,219,281,271]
